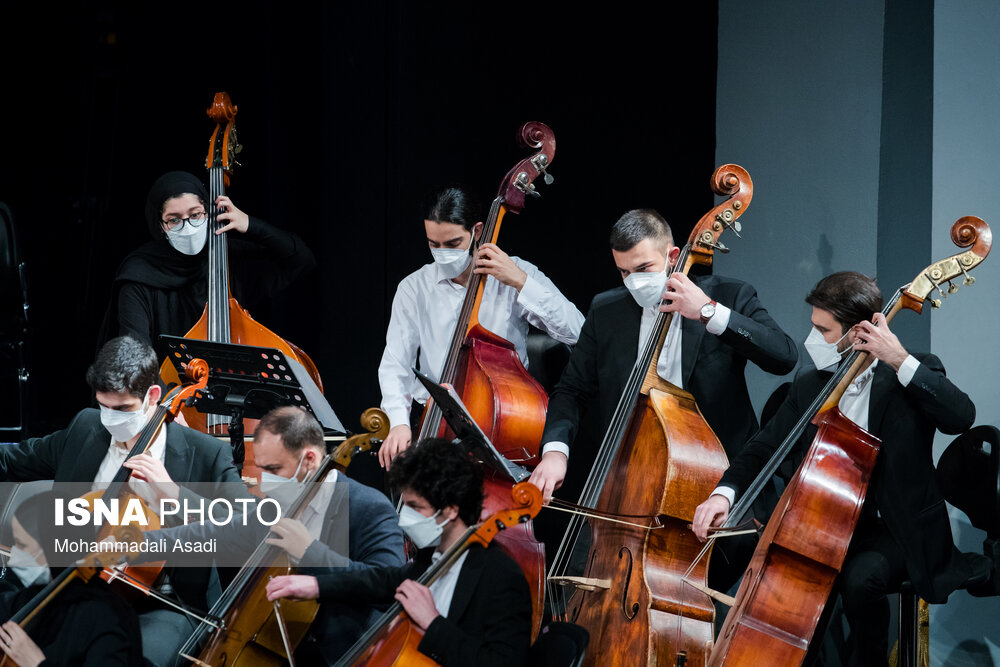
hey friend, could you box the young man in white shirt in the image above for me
[377,187,584,468]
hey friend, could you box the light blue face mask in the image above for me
[397,505,452,549]
[259,454,306,510]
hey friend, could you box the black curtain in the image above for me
[0,1,719,435]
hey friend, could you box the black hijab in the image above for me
[112,170,211,290]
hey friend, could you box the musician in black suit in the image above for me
[0,336,243,666]
[528,209,797,588]
[134,406,406,665]
[692,271,987,666]
[265,437,533,667]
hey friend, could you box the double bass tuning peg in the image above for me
[531,154,554,185]
[514,172,541,198]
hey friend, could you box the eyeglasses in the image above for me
[162,211,208,231]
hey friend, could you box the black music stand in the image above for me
[413,369,528,483]
[159,335,345,471]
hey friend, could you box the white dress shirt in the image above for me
[541,302,732,459]
[428,549,470,618]
[379,257,584,429]
[93,424,167,507]
[711,354,922,506]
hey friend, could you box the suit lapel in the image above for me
[681,316,707,388]
[163,423,193,482]
[447,545,486,621]
[866,362,894,435]
[611,297,643,391]
[72,427,113,483]
[320,473,349,545]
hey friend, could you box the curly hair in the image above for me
[387,438,484,526]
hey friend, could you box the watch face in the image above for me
[701,304,715,317]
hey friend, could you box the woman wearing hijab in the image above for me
[0,491,145,667]
[101,171,315,348]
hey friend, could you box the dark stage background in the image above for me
[1,2,719,438]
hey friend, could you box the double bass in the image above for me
[414,121,557,638]
[706,216,991,665]
[159,92,323,485]
[334,482,543,666]
[546,165,753,666]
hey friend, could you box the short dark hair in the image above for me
[86,336,159,398]
[609,208,675,252]
[806,271,884,333]
[425,187,481,232]
[388,438,484,526]
[256,406,325,455]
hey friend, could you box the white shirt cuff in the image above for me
[705,303,732,336]
[515,273,544,310]
[384,406,412,430]
[541,441,570,459]
[711,485,736,507]
[896,354,920,386]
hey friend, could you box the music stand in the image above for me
[413,369,528,483]
[159,335,345,471]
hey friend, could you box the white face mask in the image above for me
[430,246,473,279]
[804,327,852,370]
[398,505,451,549]
[7,547,50,587]
[259,454,306,510]
[623,260,669,308]
[165,218,208,255]
[100,388,152,443]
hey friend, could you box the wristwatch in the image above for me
[699,300,718,324]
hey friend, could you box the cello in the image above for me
[413,121,557,639]
[545,165,753,667]
[175,456,339,666]
[705,216,992,665]
[334,482,543,666]
[158,92,323,486]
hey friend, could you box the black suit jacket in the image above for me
[317,543,531,667]
[719,354,977,603]
[148,473,406,664]
[543,275,798,458]
[0,408,243,609]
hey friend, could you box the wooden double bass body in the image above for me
[708,217,992,665]
[158,93,323,484]
[548,165,753,666]
[414,121,558,640]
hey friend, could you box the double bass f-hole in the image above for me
[619,546,639,621]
